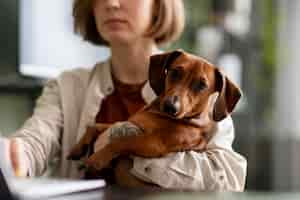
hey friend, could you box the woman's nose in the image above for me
[105,0,121,10]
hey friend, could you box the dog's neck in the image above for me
[185,112,211,127]
[187,92,219,127]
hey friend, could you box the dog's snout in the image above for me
[163,96,180,116]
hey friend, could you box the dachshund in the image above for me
[68,50,242,186]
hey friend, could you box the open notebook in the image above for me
[0,137,105,200]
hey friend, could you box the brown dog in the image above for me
[68,50,241,182]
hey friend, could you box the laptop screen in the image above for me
[0,169,14,200]
[0,138,15,199]
[0,137,14,177]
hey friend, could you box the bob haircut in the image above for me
[73,0,185,46]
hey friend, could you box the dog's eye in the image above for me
[191,80,207,92]
[168,68,182,81]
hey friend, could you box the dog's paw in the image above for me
[85,154,110,171]
[67,144,91,160]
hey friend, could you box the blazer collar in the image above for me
[97,58,157,104]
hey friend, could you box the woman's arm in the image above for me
[130,117,247,191]
[9,79,63,177]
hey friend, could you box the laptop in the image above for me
[0,138,106,200]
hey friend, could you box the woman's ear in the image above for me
[213,69,242,121]
[149,50,183,96]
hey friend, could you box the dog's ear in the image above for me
[149,50,183,96]
[213,69,242,121]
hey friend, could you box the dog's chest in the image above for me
[129,111,199,136]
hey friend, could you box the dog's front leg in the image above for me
[84,122,145,170]
[85,143,120,171]
[84,134,152,171]
[67,123,111,160]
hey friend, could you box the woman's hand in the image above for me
[93,121,142,153]
[9,139,28,177]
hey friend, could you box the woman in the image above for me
[7,0,246,191]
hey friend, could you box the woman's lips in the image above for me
[104,19,127,25]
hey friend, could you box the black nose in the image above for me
[163,96,180,116]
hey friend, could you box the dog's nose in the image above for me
[163,96,180,116]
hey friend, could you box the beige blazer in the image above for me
[10,59,247,191]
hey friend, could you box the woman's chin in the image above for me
[104,35,133,46]
[102,31,143,46]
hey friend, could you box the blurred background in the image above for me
[0,0,299,192]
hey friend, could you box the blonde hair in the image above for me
[73,0,185,46]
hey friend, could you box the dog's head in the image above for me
[149,50,242,122]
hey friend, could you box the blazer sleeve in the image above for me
[130,117,247,191]
[9,79,63,176]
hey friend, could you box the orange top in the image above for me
[95,75,147,123]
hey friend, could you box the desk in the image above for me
[46,185,300,200]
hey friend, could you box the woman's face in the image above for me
[93,0,155,45]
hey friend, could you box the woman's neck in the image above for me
[110,39,159,84]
